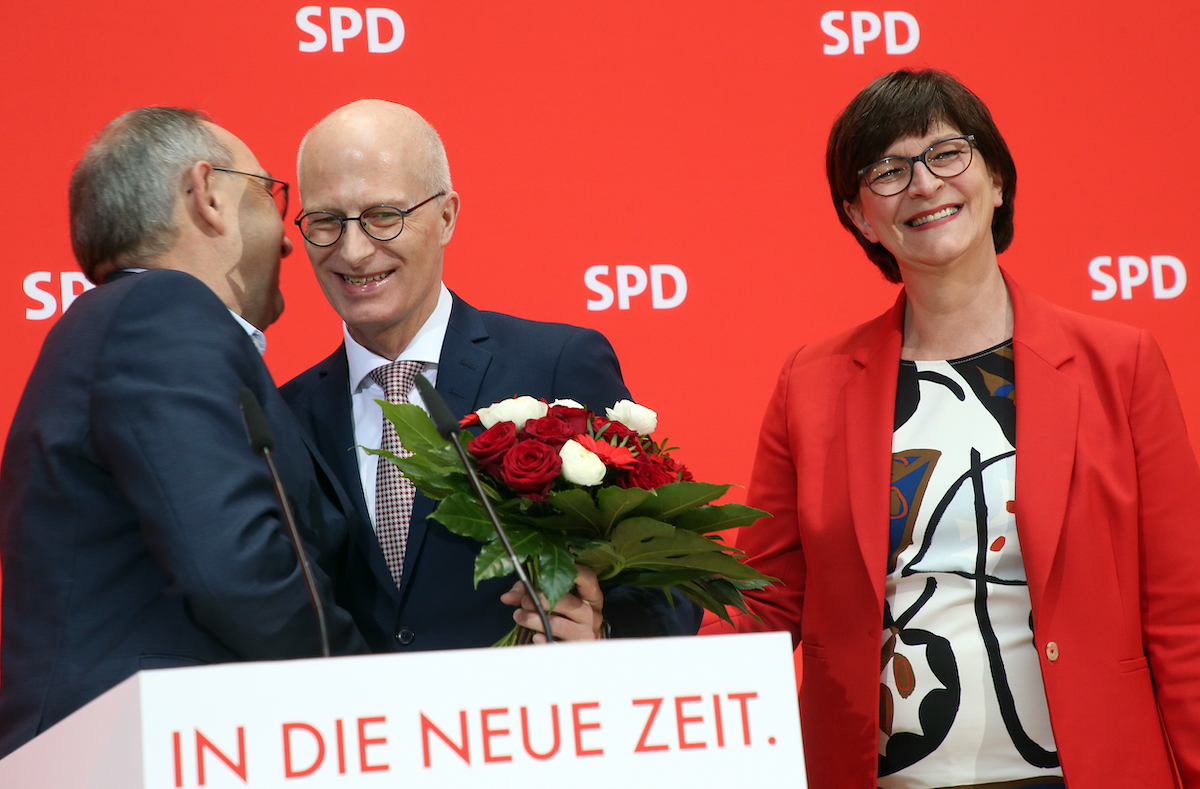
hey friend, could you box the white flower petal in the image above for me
[559,439,607,486]
[605,400,658,435]
[476,396,549,430]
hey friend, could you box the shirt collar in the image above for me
[345,282,452,392]
[229,310,267,355]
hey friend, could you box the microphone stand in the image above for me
[413,376,556,644]
[238,388,331,658]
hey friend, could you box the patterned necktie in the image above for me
[368,359,425,588]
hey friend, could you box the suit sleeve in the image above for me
[699,348,807,644]
[551,327,703,636]
[1131,331,1200,786]
[90,275,366,658]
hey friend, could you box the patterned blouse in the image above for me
[879,342,1064,789]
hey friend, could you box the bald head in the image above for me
[298,100,450,202]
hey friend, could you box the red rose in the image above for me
[659,454,694,482]
[548,404,592,437]
[592,417,642,452]
[459,412,482,428]
[500,439,563,501]
[621,458,673,490]
[520,415,578,450]
[468,422,517,478]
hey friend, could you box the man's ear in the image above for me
[437,190,461,246]
[843,199,878,243]
[185,161,227,235]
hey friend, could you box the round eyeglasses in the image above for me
[858,135,976,197]
[295,191,446,247]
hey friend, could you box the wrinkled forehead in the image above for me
[299,120,422,200]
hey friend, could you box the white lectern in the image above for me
[0,631,803,788]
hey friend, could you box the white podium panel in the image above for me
[0,631,804,788]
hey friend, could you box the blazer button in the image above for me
[1046,641,1059,662]
[396,627,415,646]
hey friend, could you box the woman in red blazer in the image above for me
[705,70,1200,788]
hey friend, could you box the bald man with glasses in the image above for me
[282,100,701,651]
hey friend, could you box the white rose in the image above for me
[549,398,585,409]
[559,439,607,486]
[605,400,658,436]
[476,396,548,430]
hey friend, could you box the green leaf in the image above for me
[606,567,719,587]
[363,450,463,499]
[671,503,773,533]
[430,492,495,542]
[622,551,777,583]
[474,539,514,585]
[376,401,450,454]
[629,481,731,521]
[610,517,727,565]
[692,577,754,611]
[573,541,624,580]
[547,488,604,533]
[536,538,579,609]
[503,524,545,562]
[673,580,735,622]
[596,486,654,534]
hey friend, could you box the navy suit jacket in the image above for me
[0,270,366,758]
[281,293,701,652]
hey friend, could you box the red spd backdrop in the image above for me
[3,5,1197,554]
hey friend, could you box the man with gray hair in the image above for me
[283,100,700,650]
[0,107,366,758]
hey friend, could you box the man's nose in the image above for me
[340,219,376,264]
[281,234,294,258]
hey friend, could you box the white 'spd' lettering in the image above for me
[24,271,94,320]
[296,6,405,53]
[821,11,919,54]
[585,265,687,311]
[1088,255,1186,300]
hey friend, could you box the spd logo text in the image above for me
[297,6,404,53]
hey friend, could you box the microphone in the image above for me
[238,388,331,658]
[414,376,556,644]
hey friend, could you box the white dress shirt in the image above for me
[344,283,453,523]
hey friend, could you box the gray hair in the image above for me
[296,106,452,199]
[414,120,452,196]
[69,107,233,283]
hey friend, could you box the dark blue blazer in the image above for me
[0,270,366,758]
[281,293,701,652]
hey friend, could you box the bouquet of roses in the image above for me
[368,395,774,645]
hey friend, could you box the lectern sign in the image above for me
[0,632,804,788]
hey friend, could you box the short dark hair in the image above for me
[825,69,1017,283]
[68,107,233,283]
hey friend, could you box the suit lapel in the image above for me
[1005,272,1079,612]
[397,294,493,593]
[844,294,906,616]
[311,346,400,604]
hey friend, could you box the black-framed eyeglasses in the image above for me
[295,191,447,247]
[211,167,290,218]
[858,135,976,197]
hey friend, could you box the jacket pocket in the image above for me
[1118,655,1149,673]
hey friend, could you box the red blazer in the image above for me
[705,273,1200,788]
